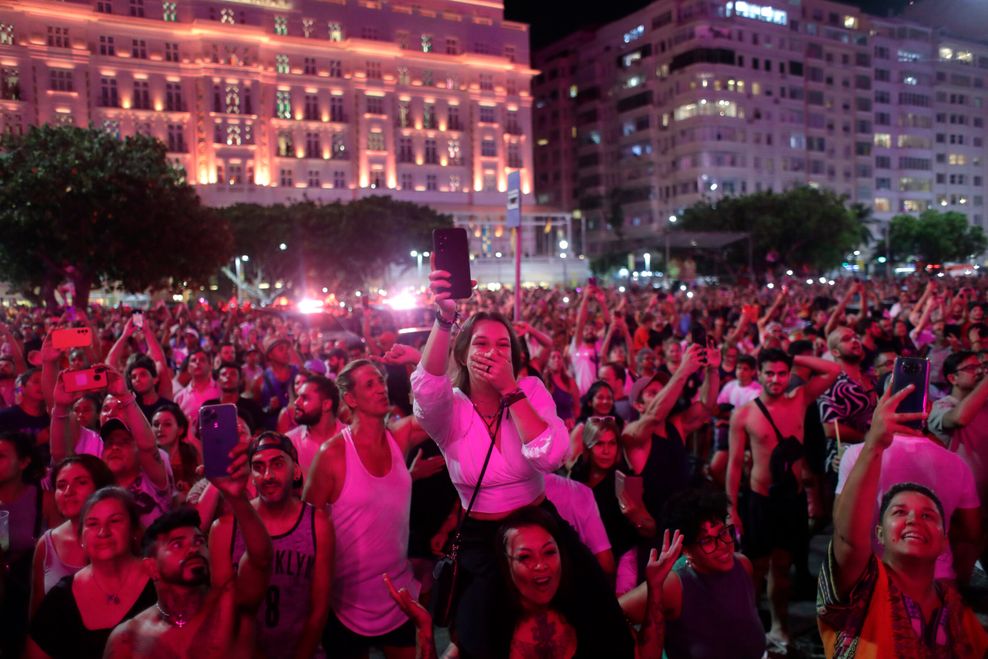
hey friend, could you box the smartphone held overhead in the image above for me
[199,403,240,479]
[52,326,92,350]
[891,357,930,429]
[62,367,107,393]
[432,228,472,300]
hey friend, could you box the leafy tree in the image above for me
[888,210,987,264]
[0,125,231,308]
[677,187,866,275]
[219,197,452,298]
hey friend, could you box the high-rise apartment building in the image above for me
[0,0,578,273]
[532,0,988,256]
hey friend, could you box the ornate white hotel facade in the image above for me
[0,0,586,281]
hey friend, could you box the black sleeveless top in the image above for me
[639,420,691,527]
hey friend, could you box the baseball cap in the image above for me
[247,431,298,464]
[99,418,133,442]
[263,335,291,356]
[629,371,671,404]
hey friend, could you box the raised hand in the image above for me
[379,343,422,367]
[645,529,684,594]
[865,384,925,450]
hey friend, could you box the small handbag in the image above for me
[431,403,502,627]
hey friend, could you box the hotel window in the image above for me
[447,106,461,130]
[397,67,410,85]
[479,74,493,91]
[102,119,120,139]
[367,132,385,151]
[479,107,496,123]
[280,169,293,187]
[423,103,436,129]
[275,90,292,119]
[507,143,521,168]
[398,137,413,162]
[226,125,242,146]
[400,173,413,189]
[506,79,517,95]
[165,82,183,111]
[225,85,241,114]
[274,16,288,35]
[366,96,383,115]
[328,60,342,78]
[1,68,20,101]
[328,22,343,42]
[504,45,516,62]
[133,80,150,109]
[164,41,178,62]
[333,171,346,188]
[330,97,345,122]
[162,1,176,21]
[305,132,320,158]
[52,112,74,126]
[98,36,115,56]
[483,170,496,191]
[276,131,293,156]
[132,39,147,59]
[366,61,382,80]
[331,133,346,159]
[47,27,70,48]
[129,0,144,17]
[421,34,433,53]
[370,171,385,188]
[422,69,433,86]
[220,8,235,24]
[447,139,461,165]
[275,55,289,74]
[445,38,459,55]
[302,18,314,38]
[426,174,437,191]
[49,70,73,92]
[424,138,438,164]
[506,110,520,134]
[308,170,320,187]
[0,23,13,45]
[304,94,319,120]
[96,1,112,13]
[481,138,496,157]
[99,77,118,107]
[449,175,460,190]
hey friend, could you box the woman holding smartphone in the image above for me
[411,263,635,658]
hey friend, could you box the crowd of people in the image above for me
[0,270,987,658]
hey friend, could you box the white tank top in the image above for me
[330,427,419,636]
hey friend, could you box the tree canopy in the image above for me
[0,125,232,308]
[888,210,988,264]
[217,197,452,298]
[677,187,868,275]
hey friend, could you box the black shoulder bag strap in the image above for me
[452,402,504,537]
[753,398,786,443]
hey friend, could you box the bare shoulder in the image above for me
[737,553,754,577]
[104,616,143,657]
[315,432,347,468]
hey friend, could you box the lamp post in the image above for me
[643,252,651,275]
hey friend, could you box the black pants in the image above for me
[450,500,635,659]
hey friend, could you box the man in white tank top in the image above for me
[303,359,427,659]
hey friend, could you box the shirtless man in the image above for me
[104,446,273,658]
[303,359,425,659]
[726,348,839,648]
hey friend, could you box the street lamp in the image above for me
[279,243,287,251]
[643,252,651,273]
[411,250,424,277]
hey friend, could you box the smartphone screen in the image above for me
[199,404,240,479]
[432,228,472,300]
[891,357,930,430]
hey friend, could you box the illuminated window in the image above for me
[902,200,925,213]
[447,139,461,164]
[939,47,953,61]
[275,55,289,74]
[329,134,344,159]
[0,23,13,45]
[873,133,891,148]
[274,16,287,35]
[725,1,787,25]
[843,15,857,29]
[956,51,973,63]
[220,8,235,24]
[873,197,890,212]
[328,22,343,42]
[162,1,176,21]
[449,175,460,190]
[672,99,741,121]
[949,153,966,165]
[367,132,385,151]
[275,90,292,119]
[225,85,240,114]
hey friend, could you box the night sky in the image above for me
[506,0,910,49]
